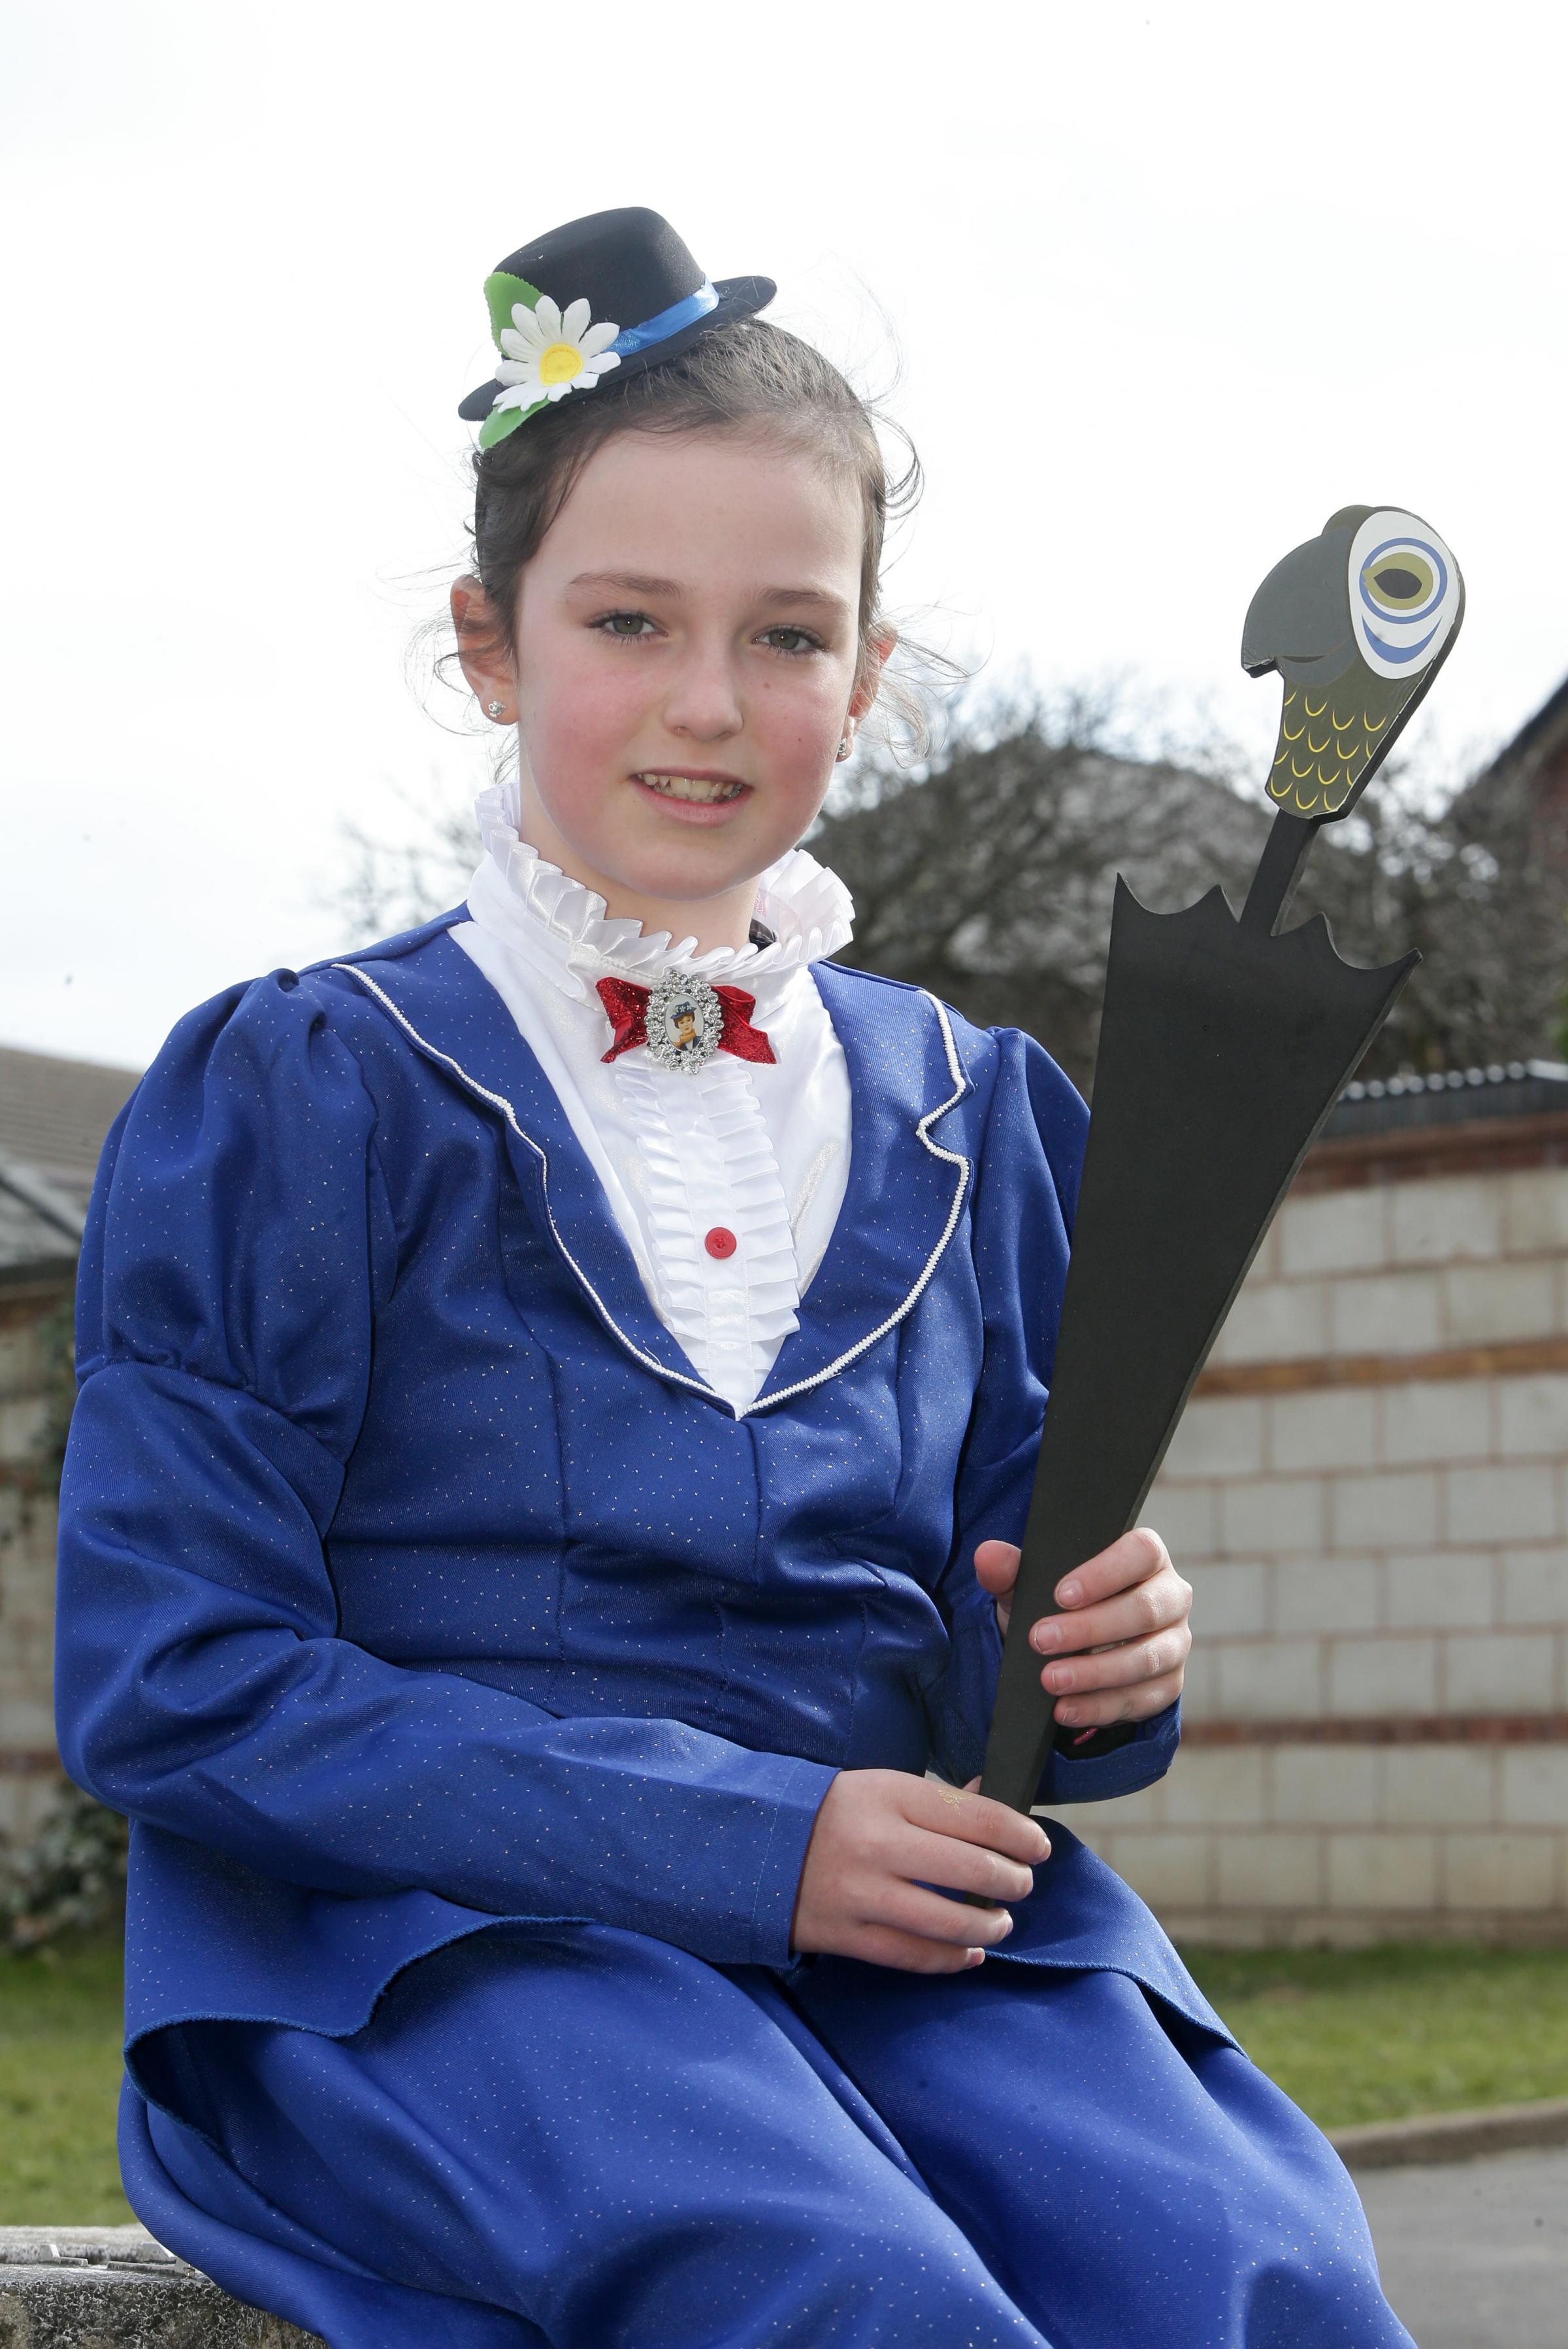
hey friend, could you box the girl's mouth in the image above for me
[630,771,752,825]
[633,772,747,804]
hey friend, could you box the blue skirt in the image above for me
[118,1851,1413,2349]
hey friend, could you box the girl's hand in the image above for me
[973,1528,1192,1731]
[791,1769,1050,1973]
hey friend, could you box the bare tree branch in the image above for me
[815,698,1566,1092]
[319,696,1567,1095]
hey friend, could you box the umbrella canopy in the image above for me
[981,882,1414,1811]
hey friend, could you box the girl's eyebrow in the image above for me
[566,571,849,618]
[568,570,683,597]
[759,587,850,615]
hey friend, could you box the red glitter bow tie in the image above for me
[596,976,776,1066]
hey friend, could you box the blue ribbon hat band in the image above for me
[476,280,725,446]
[609,281,719,358]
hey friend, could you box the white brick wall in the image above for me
[1213,1281,1330,1362]
[1503,1546,1568,1622]
[1195,1168,1568,1362]
[1275,1556,1378,1635]
[1271,1388,1376,1473]
[1390,1179,1502,1266]
[1500,1376,1568,1455]
[1220,1476,1326,1554]
[1446,1463,1556,1545]
[1505,1171,1568,1253]
[1120,1159,1568,1941]
[1331,1270,1443,1355]
[1386,1551,1494,1629]
[1382,1380,1493,1464]
[1162,1397,1265,1479]
[1328,1635,1437,1715]
[1069,1738,1568,1944]
[1330,1470,1439,1550]
[1188,1560,1269,1635]
[1282,1189,1388,1277]
[1502,1748,1568,1823]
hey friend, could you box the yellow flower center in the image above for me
[539,341,582,386]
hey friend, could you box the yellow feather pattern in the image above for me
[1266,669,1413,816]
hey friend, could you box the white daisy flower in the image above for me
[491,294,622,412]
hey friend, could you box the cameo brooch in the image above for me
[643,972,726,1072]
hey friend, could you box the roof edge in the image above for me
[0,1152,88,1243]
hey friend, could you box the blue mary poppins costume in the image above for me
[54,210,1413,2349]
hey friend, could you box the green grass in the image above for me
[3,1937,1567,2221]
[1183,1941,1568,2130]
[0,1936,133,2223]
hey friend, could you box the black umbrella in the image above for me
[980,504,1466,1814]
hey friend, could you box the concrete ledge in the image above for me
[8,2122,1568,2339]
[1330,2095,1568,2170]
[0,2226,321,2346]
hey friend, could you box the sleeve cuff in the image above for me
[746,1756,840,1965]
[1034,1698,1181,1809]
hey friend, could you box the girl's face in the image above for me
[456,429,887,944]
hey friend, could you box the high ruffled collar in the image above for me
[464,781,855,1004]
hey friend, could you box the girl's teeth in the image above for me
[640,774,743,803]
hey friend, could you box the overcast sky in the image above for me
[5,0,1565,1068]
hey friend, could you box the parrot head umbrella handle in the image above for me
[1239,504,1464,934]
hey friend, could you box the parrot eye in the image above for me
[1347,511,1460,680]
[1362,549,1439,617]
[1370,564,1426,603]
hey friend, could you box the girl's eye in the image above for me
[759,626,822,656]
[594,611,657,640]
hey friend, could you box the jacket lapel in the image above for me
[329,921,729,1406]
[327,927,976,1419]
[750,961,974,1411]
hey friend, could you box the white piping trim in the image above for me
[333,965,972,1421]
[750,992,970,1411]
[335,964,727,1409]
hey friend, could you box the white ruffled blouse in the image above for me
[453,784,856,1415]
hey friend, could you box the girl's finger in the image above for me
[973,1541,1021,1637]
[1039,1624,1191,1698]
[1053,1669,1186,1730]
[1052,1526,1170,1610]
[972,1540,1022,1593]
[844,1924,990,1975]
[904,1779,1049,1864]
[1030,1566,1191,1659]
[896,1823,1037,1904]
[873,1881,1017,1947]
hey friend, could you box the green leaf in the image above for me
[484,269,543,345]
[478,398,546,450]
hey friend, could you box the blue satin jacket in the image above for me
[55,917,1179,2066]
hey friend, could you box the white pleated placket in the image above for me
[615,1055,801,1412]
[451,787,857,1414]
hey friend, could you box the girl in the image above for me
[56,206,1412,2348]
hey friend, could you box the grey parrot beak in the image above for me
[1241,529,1355,678]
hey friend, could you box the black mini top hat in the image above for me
[459,206,774,449]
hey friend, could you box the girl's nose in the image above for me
[662,645,744,742]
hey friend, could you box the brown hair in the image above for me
[455,316,926,729]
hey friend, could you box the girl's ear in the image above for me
[451,575,517,719]
[849,624,898,725]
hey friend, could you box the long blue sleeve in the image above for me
[56,975,832,1969]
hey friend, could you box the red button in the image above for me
[704,1226,738,1259]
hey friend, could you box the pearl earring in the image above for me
[485,700,507,721]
